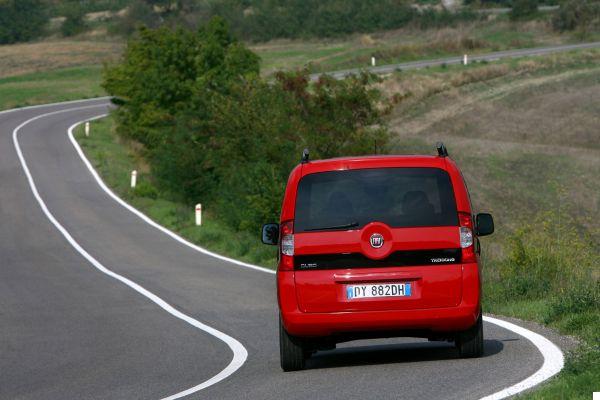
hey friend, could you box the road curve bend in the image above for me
[0,99,563,400]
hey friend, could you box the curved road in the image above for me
[0,99,561,399]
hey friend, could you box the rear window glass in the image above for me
[295,168,458,232]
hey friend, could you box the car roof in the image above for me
[299,155,448,176]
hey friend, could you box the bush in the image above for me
[510,0,539,20]
[545,282,600,323]
[104,20,391,234]
[0,0,49,44]
[490,211,598,303]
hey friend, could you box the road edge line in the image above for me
[13,104,249,400]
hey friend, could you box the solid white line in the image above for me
[12,104,248,400]
[480,316,564,400]
[69,111,565,400]
[67,114,276,276]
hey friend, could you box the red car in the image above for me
[262,143,494,371]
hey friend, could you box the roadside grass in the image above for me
[73,117,277,268]
[0,66,105,110]
[387,49,599,399]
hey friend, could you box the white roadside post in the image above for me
[130,170,137,189]
[371,56,376,67]
[463,54,468,66]
[195,203,202,226]
[85,121,90,137]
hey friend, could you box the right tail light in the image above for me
[459,212,476,263]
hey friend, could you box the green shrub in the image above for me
[493,211,598,302]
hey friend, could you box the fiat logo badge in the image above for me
[370,233,384,249]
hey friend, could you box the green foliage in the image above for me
[104,21,390,235]
[510,0,539,20]
[494,211,597,301]
[0,0,49,44]
[61,2,88,37]
[552,0,600,32]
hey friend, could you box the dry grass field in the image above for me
[0,39,122,78]
[384,50,600,250]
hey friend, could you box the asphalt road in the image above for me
[0,99,562,399]
[310,41,600,80]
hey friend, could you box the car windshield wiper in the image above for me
[304,221,360,232]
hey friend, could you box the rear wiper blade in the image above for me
[304,221,359,232]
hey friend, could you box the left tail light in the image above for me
[279,220,294,270]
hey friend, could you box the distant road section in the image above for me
[311,41,600,80]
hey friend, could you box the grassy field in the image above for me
[73,49,599,398]
[0,66,105,110]
[253,17,594,75]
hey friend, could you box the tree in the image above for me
[0,0,49,44]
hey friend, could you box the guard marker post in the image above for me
[463,54,468,66]
[85,122,90,136]
[371,56,376,67]
[195,204,202,226]
[130,170,137,189]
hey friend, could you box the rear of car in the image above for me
[262,146,494,371]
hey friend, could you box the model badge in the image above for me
[369,233,384,249]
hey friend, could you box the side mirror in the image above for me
[476,213,494,236]
[262,223,279,245]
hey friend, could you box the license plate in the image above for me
[346,283,411,299]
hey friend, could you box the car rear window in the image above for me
[294,167,458,232]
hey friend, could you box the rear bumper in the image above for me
[278,263,481,338]
[282,302,480,337]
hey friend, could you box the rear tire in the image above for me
[456,313,484,358]
[279,317,306,371]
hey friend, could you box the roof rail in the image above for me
[301,148,310,164]
[436,142,448,157]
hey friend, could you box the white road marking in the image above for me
[480,316,564,400]
[12,105,248,400]
[69,111,565,400]
[7,98,566,399]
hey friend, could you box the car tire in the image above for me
[279,317,306,371]
[456,313,484,358]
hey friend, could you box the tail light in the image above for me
[279,220,294,270]
[459,212,476,263]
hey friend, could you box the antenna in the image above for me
[301,148,310,164]
[436,142,448,157]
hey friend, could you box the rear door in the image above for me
[293,167,463,313]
